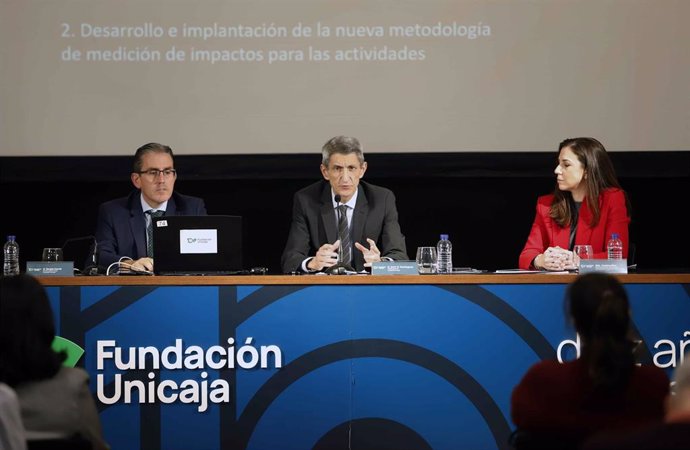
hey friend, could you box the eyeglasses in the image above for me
[136,169,177,179]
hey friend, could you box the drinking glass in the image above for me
[42,248,63,262]
[574,245,593,261]
[416,247,437,274]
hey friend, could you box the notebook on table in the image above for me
[152,215,243,275]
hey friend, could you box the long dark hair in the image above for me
[550,137,629,227]
[0,274,66,387]
[567,273,634,392]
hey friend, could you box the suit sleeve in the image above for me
[94,203,122,269]
[519,200,549,269]
[280,193,313,273]
[379,190,408,261]
[511,364,544,428]
[511,362,574,431]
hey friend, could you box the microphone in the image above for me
[326,194,355,275]
[334,194,343,262]
[86,240,99,276]
[61,235,100,275]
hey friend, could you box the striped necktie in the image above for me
[337,204,351,265]
[146,210,165,257]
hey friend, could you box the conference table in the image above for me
[41,273,690,450]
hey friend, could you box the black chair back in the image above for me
[27,434,92,450]
[509,428,582,450]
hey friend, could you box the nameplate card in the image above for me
[26,261,74,277]
[578,259,628,274]
[371,261,419,275]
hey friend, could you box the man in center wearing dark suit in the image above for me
[281,136,408,273]
[95,142,207,273]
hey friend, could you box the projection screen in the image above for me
[1,0,689,156]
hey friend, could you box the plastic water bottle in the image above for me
[607,233,623,260]
[437,234,453,274]
[3,235,20,276]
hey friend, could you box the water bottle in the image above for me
[607,233,623,260]
[437,234,453,274]
[3,235,20,276]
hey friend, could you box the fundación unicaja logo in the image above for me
[52,336,85,367]
[187,238,212,244]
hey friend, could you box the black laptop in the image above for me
[152,215,242,275]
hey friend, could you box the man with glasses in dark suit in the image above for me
[95,143,207,273]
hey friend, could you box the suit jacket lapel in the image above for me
[351,187,369,271]
[320,185,337,244]
[166,195,178,215]
[352,187,369,248]
[128,192,147,258]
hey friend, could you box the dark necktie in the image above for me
[337,204,351,265]
[146,210,165,257]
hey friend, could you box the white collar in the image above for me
[140,194,168,213]
[331,188,358,209]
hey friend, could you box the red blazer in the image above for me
[519,188,630,269]
[511,358,668,437]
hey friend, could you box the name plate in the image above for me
[26,261,74,277]
[371,261,419,275]
[579,259,628,274]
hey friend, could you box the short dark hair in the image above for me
[0,274,66,387]
[321,136,365,167]
[132,142,174,173]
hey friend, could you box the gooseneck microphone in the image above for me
[326,194,355,275]
[86,240,99,275]
[334,195,343,262]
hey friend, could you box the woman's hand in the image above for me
[539,247,577,271]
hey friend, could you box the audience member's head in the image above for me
[566,273,634,392]
[0,275,66,387]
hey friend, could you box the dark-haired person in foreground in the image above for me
[510,273,668,448]
[519,137,630,270]
[281,136,407,273]
[583,351,690,450]
[0,274,108,450]
[95,142,207,273]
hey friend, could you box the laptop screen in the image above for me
[152,215,242,275]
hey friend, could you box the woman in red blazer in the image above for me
[519,137,630,270]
